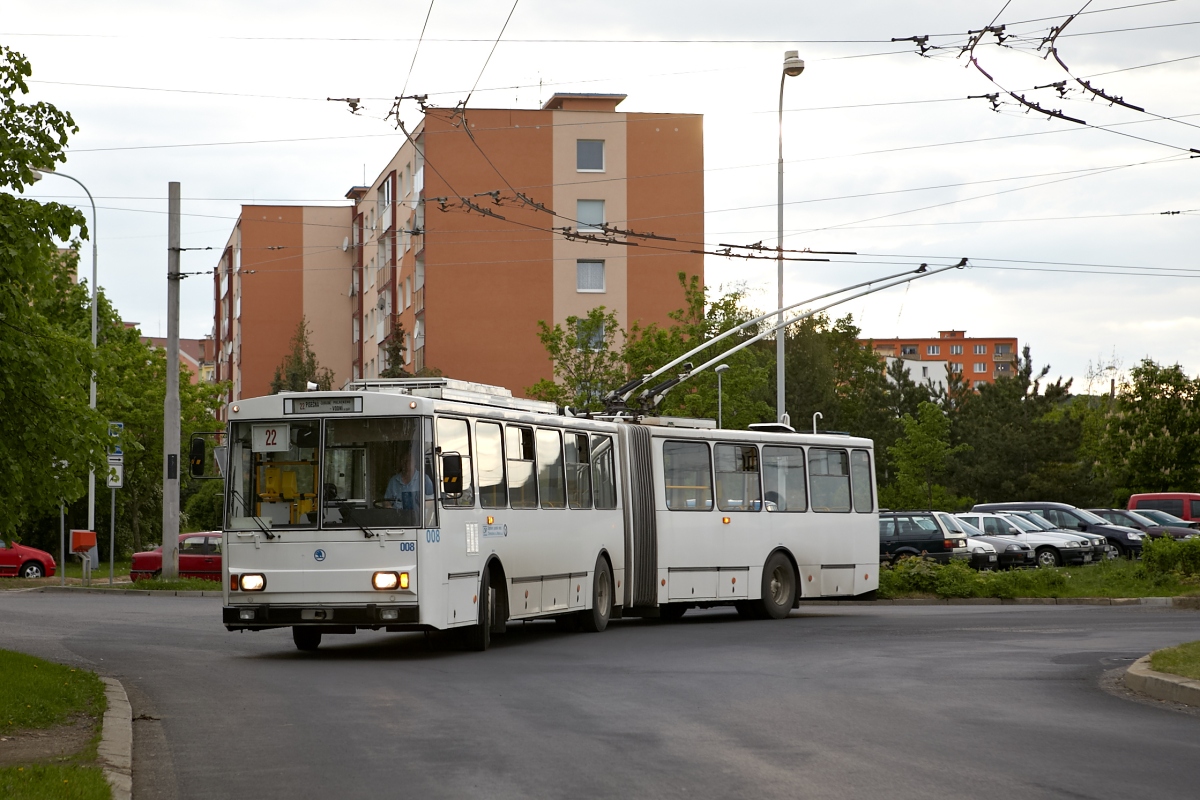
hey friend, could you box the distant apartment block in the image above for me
[213,93,703,401]
[866,330,1019,388]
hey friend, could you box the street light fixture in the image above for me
[776,49,804,427]
[715,364,730,429]
[31,167,99,552]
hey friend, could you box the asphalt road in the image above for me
[2,592,1199,800]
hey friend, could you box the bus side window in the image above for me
[565,433,592,509]
[762,446,806,512]
[507,425,539,509]
[663,441,712,511]
[436,417,475,508]
[715,444,761,512]
[591,434,618,510]
[476,421,507,509]
[850,450,874,513]
[809,448,851,513]
[536,429,566,509]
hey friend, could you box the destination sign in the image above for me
[283,396,364,415]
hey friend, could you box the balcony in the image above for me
[993,352,1016,362]
[413,286,424,313]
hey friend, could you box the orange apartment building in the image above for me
[866,330,1019,387]
[214,93,703,400]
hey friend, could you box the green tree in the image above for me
[526,306,628,410]
[1095,359,1200,500]
[0,45,107,540]
[379,319,442,379]
[623,274,772,428]
[270,316,334,392]
[881,401,971,510]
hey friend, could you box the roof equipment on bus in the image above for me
[349,378,559,414]
[621,259,966,413]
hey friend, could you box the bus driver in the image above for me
[384,441,434,518]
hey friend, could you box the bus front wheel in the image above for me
[582,556,612,633]
[758,552,797,620]
[292,626,321,651]
[464,564,494,652]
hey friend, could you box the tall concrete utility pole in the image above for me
[161,182,181,580]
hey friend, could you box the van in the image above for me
[1127,493,1200,523]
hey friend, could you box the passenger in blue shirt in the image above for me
[384,444,434,514]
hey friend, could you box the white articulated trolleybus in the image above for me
[215,378,879,651]
[209,264,967,651]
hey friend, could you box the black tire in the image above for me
[1035,547,1061,569]
[582,555,613,633]
[292,626,322,651]
[463,564,494,652]
[758,552,797,620]
[19,562,44,579]
[659,603,688,621]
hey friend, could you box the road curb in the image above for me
[1125,655,1200,707]
[35,586,223,597]
[98,677,132,800]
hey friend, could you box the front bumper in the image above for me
[1062,549,1092,566]
[998,551,1036,570]
[224,604,421,631]
[970,552,999,570]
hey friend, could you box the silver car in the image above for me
[1002,510,1111,561]
[956,512,1093,568]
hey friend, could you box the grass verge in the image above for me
[0,764,111,799]
[0,650,106,732]
[0,651,110,799]
[879,556,1200,600]
[1150,641,1200,681]
[125,577,220,591]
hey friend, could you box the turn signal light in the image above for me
[240,573,266,592]
[373,572,400,590]
[399,572,410,590]
[229,574,238,592]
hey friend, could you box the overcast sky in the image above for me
[6,0,1199,391]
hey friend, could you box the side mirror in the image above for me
[189,437,207,478]
[441,452,463,497]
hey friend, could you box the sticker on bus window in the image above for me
[252,424,290,453]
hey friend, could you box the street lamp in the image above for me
[715,363,730,429]
[31,168,99,550]
[776,49,804,427]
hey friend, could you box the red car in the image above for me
[131,532,222,582]
[0,540,57,579]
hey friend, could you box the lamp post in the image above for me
[776,49,805,427]
[715,363,730,429]
[31,168,99,557]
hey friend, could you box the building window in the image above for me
[577,139,604,171]
[576,317,605,351]
[577,260,605,293]
[973,380,986,388]
[901,345,917,356]
[974,362,987,373]
[927,345,940,356]
[950,362,962,373]
[995,363,1010,373]
[576,199,605,231]
[950,344,963,355]
[974,344,986,355]
[995,343,1012,355]
[921,366,929,378]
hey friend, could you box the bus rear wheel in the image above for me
[292,627,322,651]
[758,552,796,620]
[581,555,612,633]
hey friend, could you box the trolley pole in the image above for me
[161,182,181,580]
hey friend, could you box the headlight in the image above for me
[972,546,985,554]
[1065,541,1078,547]
[239,573,266,592]
[1127,532,1144,541]
[372,571,400,590]
[1006,544,1023,551]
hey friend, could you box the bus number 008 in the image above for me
[399,541,415,552]
[425,530,440,544]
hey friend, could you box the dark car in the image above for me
[0,539,57,579]
[1135,508,1200,530]
[879,512,968,564]
[131,532,222,582]
[1088,508,1196,541]
[972,502,1144,559]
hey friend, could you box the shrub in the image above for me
[1142,536,1200,578]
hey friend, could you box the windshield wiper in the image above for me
[229,488,276,540]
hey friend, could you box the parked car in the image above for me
[956,512,1094,568]
[946,515,1037,570]
[1135,508,1200,530]
[1088,508,1196,541]
[131,532,222,582]
[1127,492,1200,523]
[0,540,57,579]
[879,512,968,564]
[971,502,1144,559]
[999,512,1111,561]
